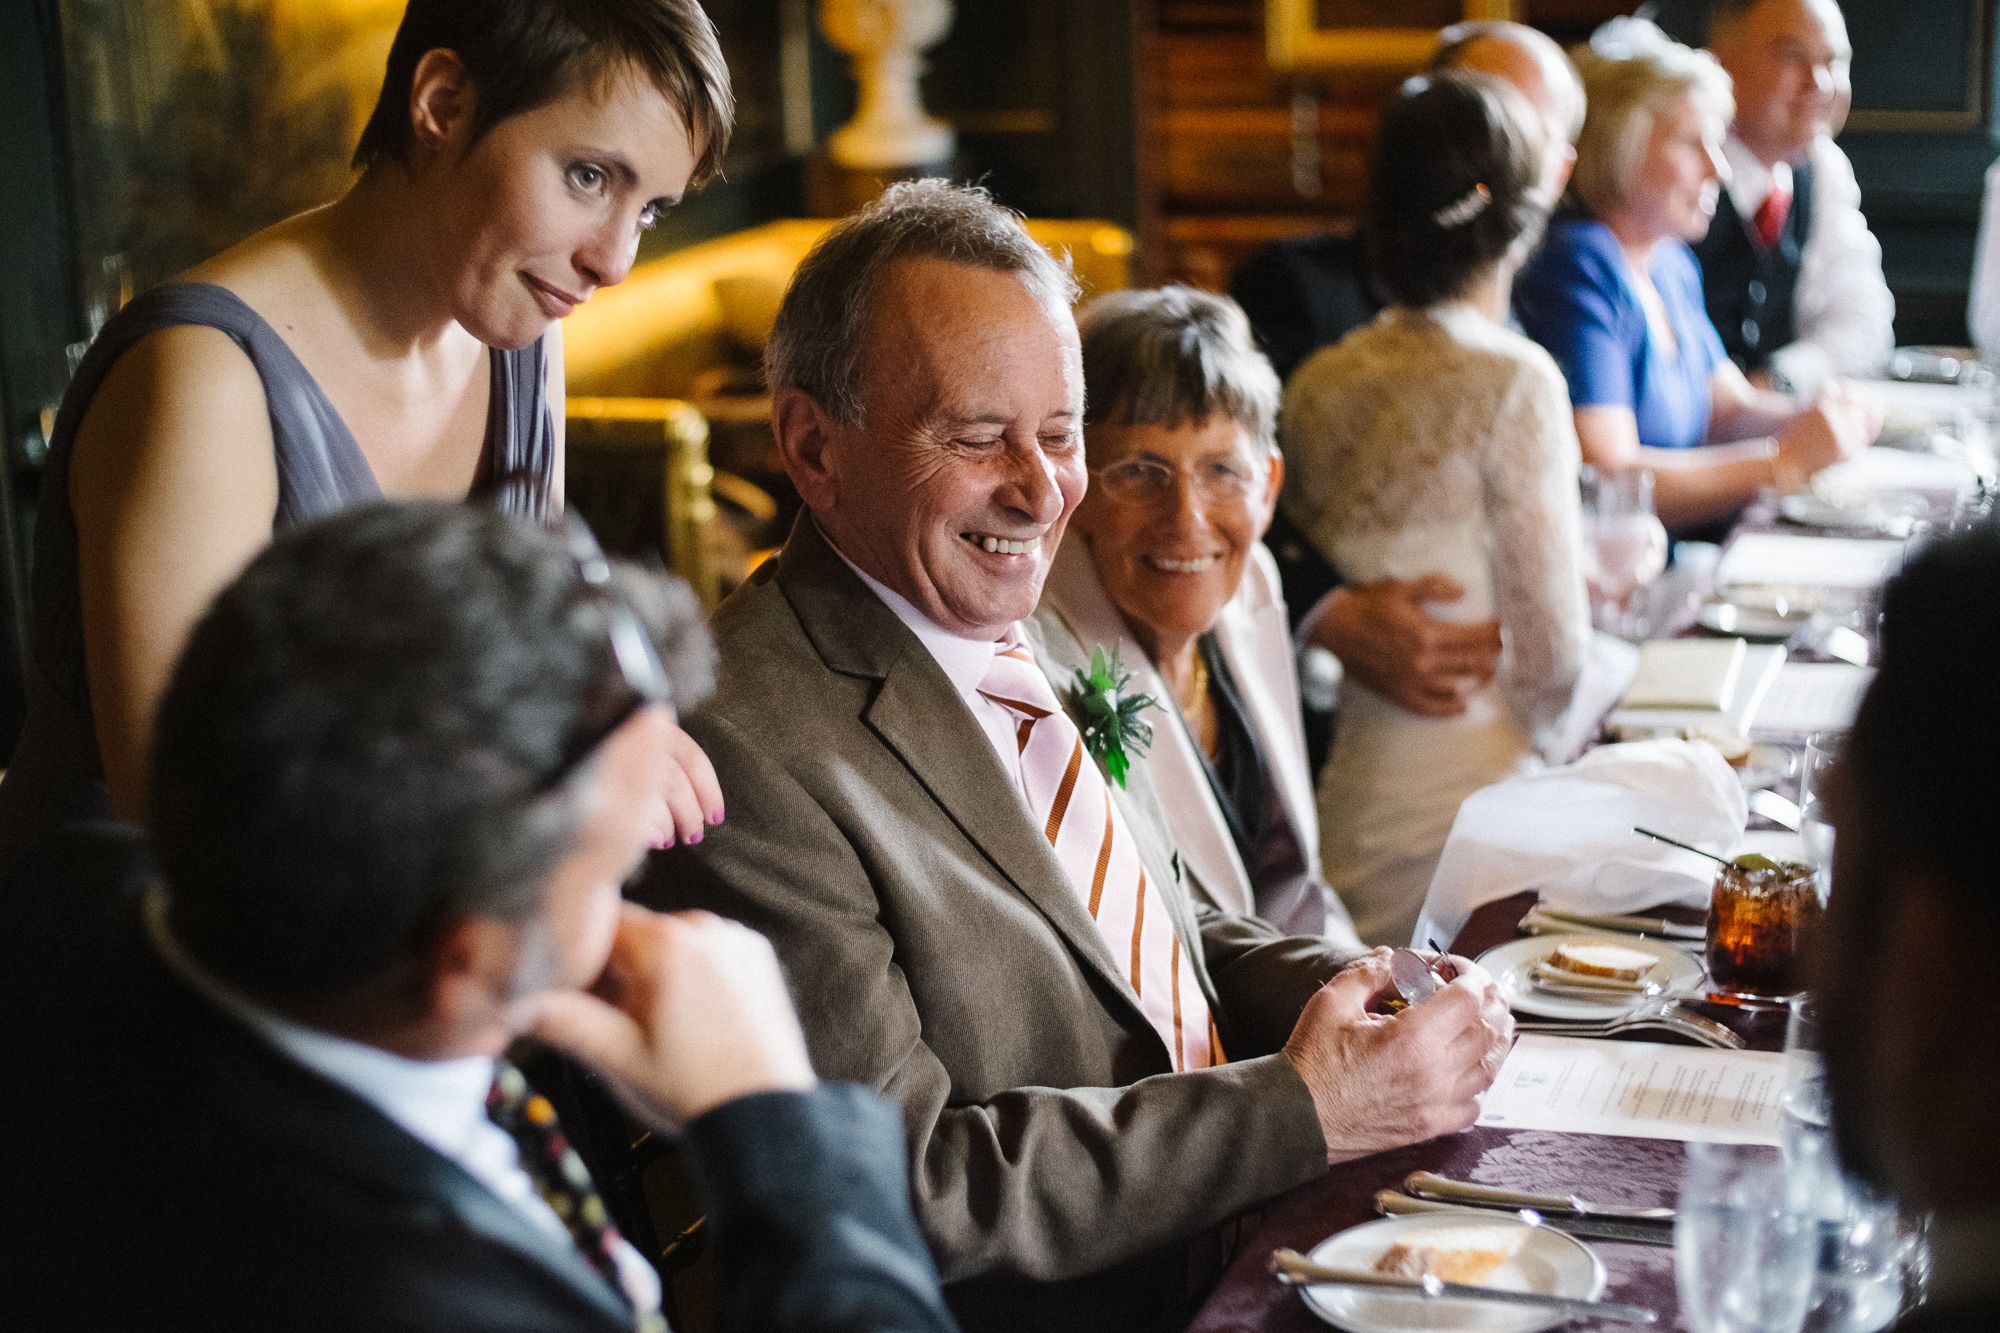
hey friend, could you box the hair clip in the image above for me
[1432,182,1492,229]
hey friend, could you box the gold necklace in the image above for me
[1178,650,1210,720]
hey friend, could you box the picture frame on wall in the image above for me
[1265,0,1515,72]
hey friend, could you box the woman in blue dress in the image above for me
[1516,21,1878,531]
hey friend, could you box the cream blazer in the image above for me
[1038,538,1360,945]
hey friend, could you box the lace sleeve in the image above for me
[1276,350,1341,550]
[1482,352,1591,755]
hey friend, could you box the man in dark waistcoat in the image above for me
[1695,0,1891,393]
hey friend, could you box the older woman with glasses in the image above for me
[1036,286,1359,943]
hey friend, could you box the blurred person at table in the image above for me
[1696,0,1892,394]
[0,0,735,879]
[1234,20,1585,762]
[1282,71,1590,948]
[5,502,956,1333]
[1514,20,1880,533]
[1819,524,2000,1332]
[1035,286,1359,944]
[642,180,1514,1333]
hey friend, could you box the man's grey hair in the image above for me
[1078,286,1281,458]
[765,178,1081,426]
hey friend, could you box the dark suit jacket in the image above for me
[643,520,1358,1333]
[5,827,956,1333]
[1893,1300,2000,1333]
[1229,231,1382,383]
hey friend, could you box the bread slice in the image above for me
[1683,722,1753,766]
[1544,941,1657,982]
[1374,1226,1526,1286]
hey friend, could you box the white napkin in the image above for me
[1414,738,1746,949]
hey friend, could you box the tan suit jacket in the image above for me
[1037,539,1359,942]
[642,520,1355,1333]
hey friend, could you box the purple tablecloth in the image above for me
[1184,894,1787,1333]
[1183,1126,1687,1333]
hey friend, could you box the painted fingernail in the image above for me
[653,835,675,850]
[688,830,704,845]
[709,809,726,826]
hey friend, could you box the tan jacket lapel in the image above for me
[773,520,1149,1016]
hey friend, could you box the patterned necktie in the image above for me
[486,1059,652,1319]
[979,631,1218,1071]
[1753,182,1792,250]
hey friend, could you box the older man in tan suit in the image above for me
[640,180,1513,1333]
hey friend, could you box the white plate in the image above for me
[1695,596,1812,641]
[1296,1213,1606,1333]
[1476,932,1705,1020]
[1779,490,1924,537]
[1732,742,1795,791]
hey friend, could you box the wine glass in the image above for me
[1581,466,1669,639]
[1676,1140,1817,1333]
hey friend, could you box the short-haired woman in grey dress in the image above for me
[0,0,735,873]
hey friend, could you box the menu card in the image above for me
[1478,1036,1788,1144]
[1753,662,1875,735]
[1619,638,1745,711]
[1813,446,1977,495]
[1716,533,1903,590]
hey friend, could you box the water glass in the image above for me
[1780,1082,1928,1333]
[1784,994,1825,1091]
[1676,1141,1817,1333]
[1798,731,1845,888]
[1582,466,1669,638]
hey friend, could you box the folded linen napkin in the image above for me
[1414,738,1746,950]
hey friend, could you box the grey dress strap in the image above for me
[0,282,557,874]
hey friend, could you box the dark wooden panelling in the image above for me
[1134,0,1633,289]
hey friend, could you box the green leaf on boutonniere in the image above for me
[1067,645,1158,789]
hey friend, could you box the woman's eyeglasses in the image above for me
[1091,455,1266,507]
[537,513,674,793]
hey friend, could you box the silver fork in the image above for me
[1516,1000,1746,1049]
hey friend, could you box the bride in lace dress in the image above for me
[1281,71,1591,946]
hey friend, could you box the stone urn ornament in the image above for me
[820,0,955,171]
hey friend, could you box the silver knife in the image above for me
[1269,1248,1658,1324]
[1748,787,1803,831]
[1405,1171,1676,1221]
[1374,1191,1675,1247]
[1524,905,1708,942]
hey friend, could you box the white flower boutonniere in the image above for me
[1066,646,1159,790]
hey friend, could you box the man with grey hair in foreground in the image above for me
[8,502,957,1333]
[642,179,1512,1333]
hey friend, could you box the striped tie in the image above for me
[979,632,1217,1071]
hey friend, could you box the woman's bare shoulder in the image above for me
[179,208,333,323]
[71,322,277,485]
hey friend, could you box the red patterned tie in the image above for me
[979,631,1218,1071]
[1753,183,1792,250]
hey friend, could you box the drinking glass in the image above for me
[1798,731,1845,888]
[1780,1082,1929,1333]
[1676,1141,1816,1333]
[1582,466,1669,638]
[1784,993,1824,1091]
[1707,857,1821,1003]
